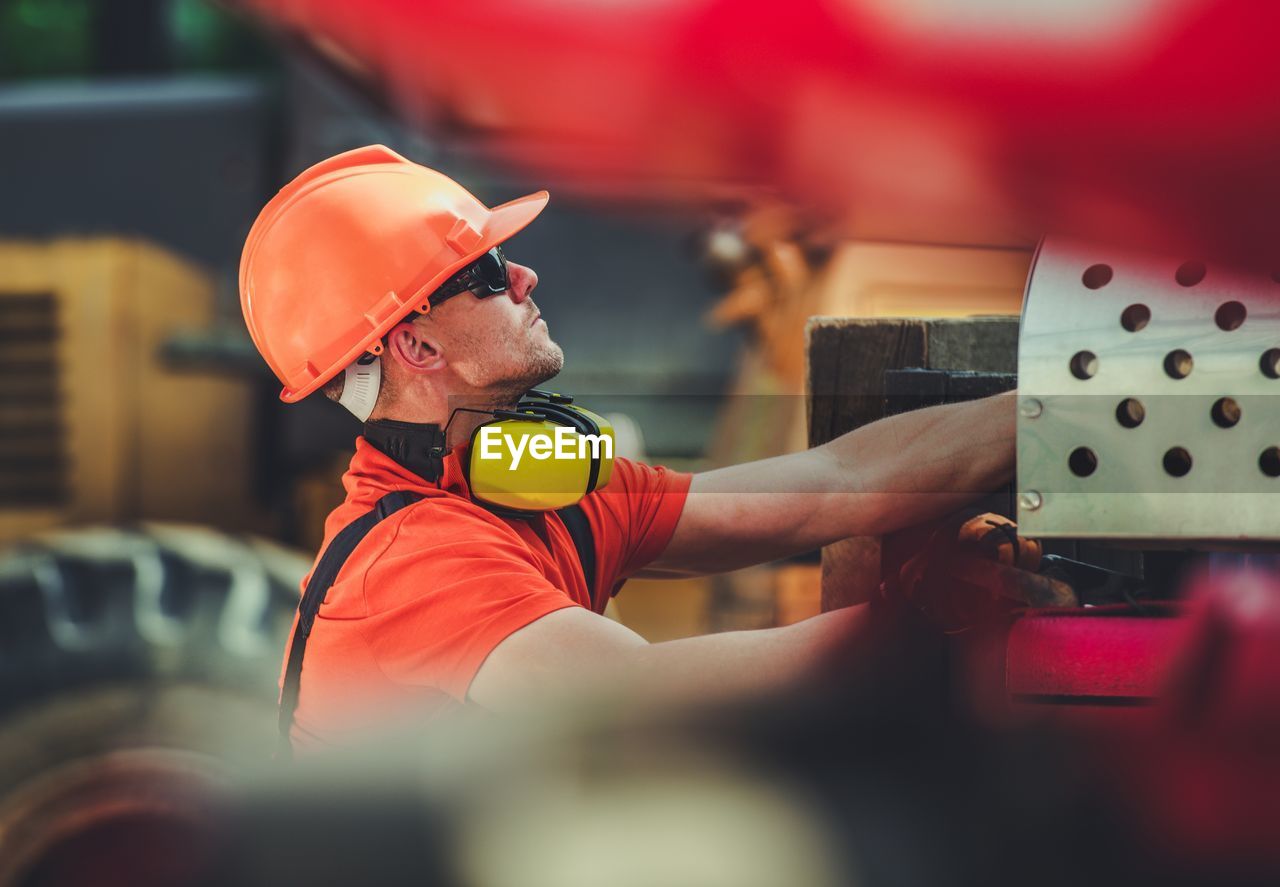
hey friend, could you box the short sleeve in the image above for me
[577,457,693,600]
[357,503,580,700]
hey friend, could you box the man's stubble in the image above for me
[465,325,565,406]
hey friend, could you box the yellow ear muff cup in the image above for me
[523,401,615,493]
[465,398,617,513]
[468,417,595,512]
[561,405,614,490]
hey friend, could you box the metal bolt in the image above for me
[1019,490,1043,512]
[1019,398,1043,419]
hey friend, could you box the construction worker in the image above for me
[240,146,1015,753]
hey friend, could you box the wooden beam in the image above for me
[805,316,1019,610]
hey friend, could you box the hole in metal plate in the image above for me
[1211,397,1242,428]
[1261,447,1280,478]
[1163,446,1193,477]
[1082,264,1113,289]
[1214,301,1247,331]
[1261,349,1280,379]
[1175,261,1206,287]
[1164,349,1194,379]
[1070,350,1099,380]
[1068,447,1098,477]
[1115,398,1145,428]
[1120,303,1150,332]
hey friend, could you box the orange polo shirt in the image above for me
[283,437,693,749]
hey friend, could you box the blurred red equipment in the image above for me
[236,0,1280,265]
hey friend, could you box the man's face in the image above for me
[422,257,564,401]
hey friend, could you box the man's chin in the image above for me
[491,345,564,401]
[527,344,565,389]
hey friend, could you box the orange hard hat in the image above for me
[239,144,549,402]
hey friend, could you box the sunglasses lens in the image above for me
[428,248,509,307]
[473,247,507,293]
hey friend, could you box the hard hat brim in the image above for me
[482,190,550,248]
[277,189,550,404]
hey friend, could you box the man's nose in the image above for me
[506,261,537,304]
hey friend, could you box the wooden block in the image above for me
[805,316,1020,610]
[923,317,1019,374]
[806,317,927,444]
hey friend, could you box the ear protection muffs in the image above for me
[362,390,614,516]
[466,390,614,513]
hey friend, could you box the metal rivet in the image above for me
[1019,491,1043,511]
[1019,398,1043,419]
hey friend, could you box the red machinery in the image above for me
[235,0,1280,264]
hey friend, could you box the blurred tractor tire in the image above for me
[0,524,306,887]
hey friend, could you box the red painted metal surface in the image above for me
[1005,606,1184,701]
[1095,571,1280,868]
[236,0,1280,263]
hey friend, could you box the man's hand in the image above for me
[881,512,1076,630]
[643,393,1016,577]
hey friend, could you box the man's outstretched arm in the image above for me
[641,392,1016,577]
[468,603,869,711]
[469,396,1012,711]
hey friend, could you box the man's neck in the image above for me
[370,392,525,451]
[440,394,522,450]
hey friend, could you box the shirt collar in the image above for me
[351,436,473,499]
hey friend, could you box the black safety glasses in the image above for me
[427,246,509,309]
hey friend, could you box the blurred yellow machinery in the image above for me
[0,237,263,541]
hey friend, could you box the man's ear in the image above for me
[384,320,447,374]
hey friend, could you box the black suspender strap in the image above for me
[556,503,598,597]
[277,492,598,759]
[277,490,422,759]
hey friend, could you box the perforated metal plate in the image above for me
[1017,238,1280,541]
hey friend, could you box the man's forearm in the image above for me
[618,605,868,706]
[651,392,1017,576]
[469,604,870,713]
[817,391,1016,538]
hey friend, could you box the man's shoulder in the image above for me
[342,489,516,550]
[314,492,533,616]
